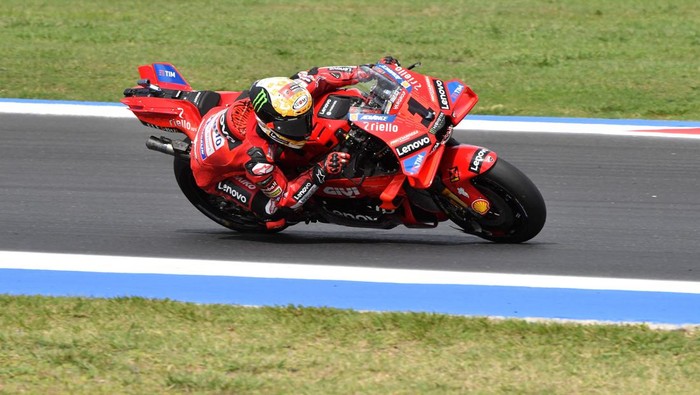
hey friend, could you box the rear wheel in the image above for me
[173,153,285,233]
[440,158,546,243]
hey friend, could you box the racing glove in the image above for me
[378,56,400,66]
[322,152,351,175]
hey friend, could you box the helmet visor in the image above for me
[271,111,313,139]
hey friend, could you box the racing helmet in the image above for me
[249,77,314,149]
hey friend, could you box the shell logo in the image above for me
[471,199,490,215]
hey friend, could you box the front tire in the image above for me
[173,154,285,233]
[442,158,546,243]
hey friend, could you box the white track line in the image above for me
[2,251,700,294]
[0,101,133,118]
[2,100,700,138]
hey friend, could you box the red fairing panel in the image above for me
[441,144,498,179]
[315,175,396,199]
[121,96,202,140]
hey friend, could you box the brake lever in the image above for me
[407,62,422,70]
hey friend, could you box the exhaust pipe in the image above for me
[146,136,190,157]
[146,136,175,155]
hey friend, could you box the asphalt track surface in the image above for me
[2,114,699,282]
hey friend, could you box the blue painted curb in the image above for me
[3,269,699,325]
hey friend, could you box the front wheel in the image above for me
[440,158,546,243]
[173,154,285,233]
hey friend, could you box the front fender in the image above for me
[440,144,498,183]
[437,144,499,214]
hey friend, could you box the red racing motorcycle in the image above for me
[122,62,546,243]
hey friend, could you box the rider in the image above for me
[190,56,400,229]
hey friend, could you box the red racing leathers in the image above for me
[190,66,364,227]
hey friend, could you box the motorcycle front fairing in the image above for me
[344,65,458,199]
[344,65,498,215]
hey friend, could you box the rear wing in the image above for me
[137,63,192,91]
[121,63,204,139]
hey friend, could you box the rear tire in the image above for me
[443,158,546,243]
[173,153,285,233]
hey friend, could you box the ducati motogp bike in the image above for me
[122,62,546,243]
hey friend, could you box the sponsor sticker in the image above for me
[322,186,361,197]
[293,181,314,202]
[212,129,225,150]
[260,179,283,199]
[361,122,399,133]
[290,181,319,209]
[331,209,379,222]
[216,181,251,205]
[448,167,460,183]
[142,121,179,134]
[251,163,274,176]
[153,63,187,85]
[313,167,326,184]
[389,130,421,146]
[433,79,450,110]
[169,117,194,133]
[395,66,423,92]
[351,113,396,122]
[402,152,426,175]
[252,89,269,112]
[395,134,431,158]
[327,66,355,73]
[197,136,207,160]
[233,176,257,190]
[201,114,222,157]
[319,97,339,117]
[447,81,465,103]
[293,94,309,111]
[471,199,490,215]
[469,148,490,174]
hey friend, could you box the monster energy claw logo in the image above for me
[252,90,269,111]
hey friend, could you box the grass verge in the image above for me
[1,0,699,119]
[1,295,699,393]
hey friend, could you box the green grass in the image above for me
[1,0,699,120]
[1,295,699,394]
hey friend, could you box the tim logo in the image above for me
[153,63,186,85]
[159,70,176,78]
